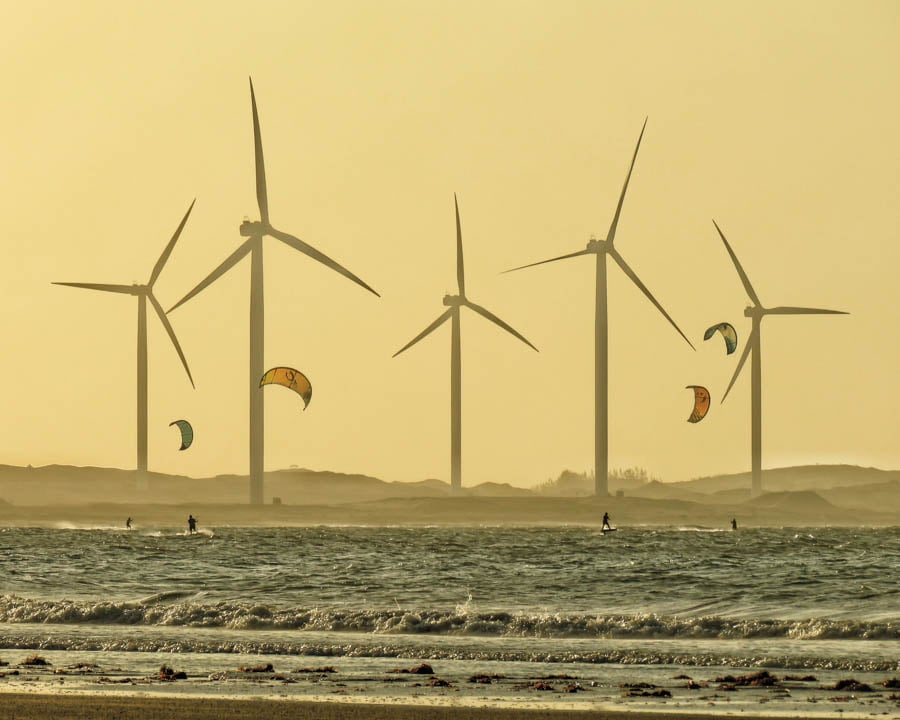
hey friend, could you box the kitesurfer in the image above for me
[188,514,197,534]
[602,512,612,531]
[126,517,132,529]
[731,518,737,531]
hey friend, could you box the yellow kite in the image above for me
[259,367,312,410]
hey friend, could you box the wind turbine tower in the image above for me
[169,78,378,505]
[713,220,847,496]
[505,120,694,496]
[394,195,537,493]
[55,201,196,475]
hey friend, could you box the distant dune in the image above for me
[0,463,896,527]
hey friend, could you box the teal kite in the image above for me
[169,419,193,451]
[703,322,738,355]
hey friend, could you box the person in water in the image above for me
[731,518,738,531]
[188,514,197,534]
[125,517,132,529]
[602,512,612,531]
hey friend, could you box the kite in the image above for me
[169,419,194,451]
[259,367,312,410]
[686,385,710,423]
[703,322,738,355]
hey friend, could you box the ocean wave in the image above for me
[0,594,895,641]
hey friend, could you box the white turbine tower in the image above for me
[713,220,848,496]
[394,195,538,493]
[54,201,196,475]
[169,78,379,505]
[505,120,694,496]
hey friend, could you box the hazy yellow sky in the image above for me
[2,0,897,488]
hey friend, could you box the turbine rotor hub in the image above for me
[442,294,463,307]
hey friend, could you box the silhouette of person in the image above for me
[126,517,132,529]
[602,512,612,531]
[731,518,737,531]
[188,514,197,534]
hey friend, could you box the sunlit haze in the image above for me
[2,0,897,488]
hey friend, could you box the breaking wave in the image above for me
[0,594,895,641]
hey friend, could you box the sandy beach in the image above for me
[0,693,857,720]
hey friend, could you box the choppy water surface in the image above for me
[0,525,897,670]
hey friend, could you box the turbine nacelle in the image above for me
[442,294,464,307]
[585,235,608,253]
[744,305,764,319]
[240,220,268,237]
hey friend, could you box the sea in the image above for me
[0,524,898,712]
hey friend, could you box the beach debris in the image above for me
[388,663,434,675]
[294,666,337,674]
[714,670,778,687]
[685,679,707,689]
[627,688,672,698]
[259,367,312,410]
[563,682,585,693]
[829,678,873,692]
[239,663,274,673]
[703,322,738,354]
[157,665,186,681]
[21,655,51,666]
[530,681,554,691]
[426,678,452,687]
[621,682,672,697]
[468,673,503,684]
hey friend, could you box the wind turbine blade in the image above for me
[167,238,253,313]
[502,248,592,273]
[148,293,195,388]
[606,117,647,245]
[464,300,538,352]
[455,193,465,296]
[268,226,380,297]
[722,327,754,402]
[393,308,453,358]
[766,306,848,316]
[249,77,269,225]
[52,282,136,295]
[712,219,761,307]
[149,199,196,287]
[608,248,695,350]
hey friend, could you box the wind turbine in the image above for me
[394,195,538,493]
[713,220,847,496]
[505,120,694,497]
[54,201,196,475]
[168,78,379,505]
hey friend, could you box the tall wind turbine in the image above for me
[394,195,538,493]
[713,220,847,496]
[505,120,694,497]
[54,201,196,474]
[169,78,379,505]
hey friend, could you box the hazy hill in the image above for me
[0,463,897,526]
[678,465,900,494]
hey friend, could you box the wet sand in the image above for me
[0,693,801,720]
